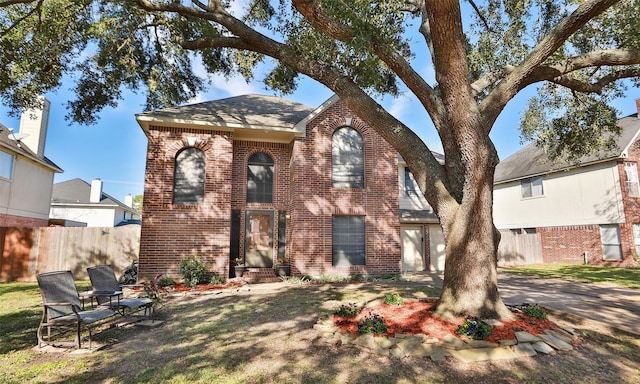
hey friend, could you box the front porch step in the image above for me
[240,268,281,283]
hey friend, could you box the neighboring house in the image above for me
[0,99,63,227]
[50,178,141,227]
[135,94,445,281]
[493,98,640,267]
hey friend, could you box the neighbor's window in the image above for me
[521,176,544,198]
[332,127,364,188]
[332,216,365,266]
[173,147,205,205]
[247,152,273,203]
[404,167,418,196]
[599,225,622,261]
[624,162,640,197]
[0,150,13,179]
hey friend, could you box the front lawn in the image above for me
[1,278,639,383]
[501,263,640,289]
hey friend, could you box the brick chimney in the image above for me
[636,98,640,116]
[18,97,50,158]
[90,179,103,203]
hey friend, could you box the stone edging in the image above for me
[313,314,578,363]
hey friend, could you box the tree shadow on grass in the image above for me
[6,281,640,384]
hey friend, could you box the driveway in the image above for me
[407,271,640,336]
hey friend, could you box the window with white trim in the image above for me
[0,149,14,179]
[600,224,622,261]
[404,167,417,195]
[624,162,640,197]
[520,176,544,198]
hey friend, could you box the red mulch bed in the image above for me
[333,300,558,343]
[170,282,243,292]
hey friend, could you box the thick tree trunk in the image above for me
[434,156,513,321]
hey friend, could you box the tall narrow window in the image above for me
[247,152,273,203]
[404,167,417,195]
[173,147,205,204]
[600,225,622,260]
[521,176,544,198]
[0,149,14,179]
[624,162,640,197]
[332,216,365,266]
[332,127,364,188]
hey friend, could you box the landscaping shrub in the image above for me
[456,316,493,340]
[178,256,211,288]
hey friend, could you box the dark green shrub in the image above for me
[357,312,388,335]
[335,303,359,317]
[519,304,548,319]
[178,256,211,288]
[156,275,175,288]
[456,316,492,340]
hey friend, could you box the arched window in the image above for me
[173,147,205,204]
[332,127,364,188]
[247,152,273,203]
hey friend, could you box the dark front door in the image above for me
[245,210,274,267]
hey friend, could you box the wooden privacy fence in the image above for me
[497,231,543,266]
[0,226,140,282]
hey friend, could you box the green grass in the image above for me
[1,279,639,383]
[501,264,640,289]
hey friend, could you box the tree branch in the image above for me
[0,0,35,7]
[480,0,622,131]
[291,0,445,132]
[0,0,44,37]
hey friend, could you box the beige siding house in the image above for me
[0,99,63,227]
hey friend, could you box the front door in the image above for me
[401,225,425,271]
[245,210,274,267]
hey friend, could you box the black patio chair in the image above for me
[36,270,116,349]
[86,265,153,319]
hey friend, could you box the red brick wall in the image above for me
[538,225,601,264]
[138,126,233,280]
[0,214,48,227]
[139,99,402,280]
[289,99,401,276]
[614,135,640,267]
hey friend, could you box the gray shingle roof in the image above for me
[51,178,139,214]
[0,123,63,172]
[136,94,314,130]
[495,113,640,183]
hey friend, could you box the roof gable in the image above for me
[0,123,63,173]
[136,94,315,143]
[51,178,139,214]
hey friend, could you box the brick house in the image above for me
[135,94,440,281]
[493,98,640,267]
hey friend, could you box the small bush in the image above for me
[384,293,404,305]
[178,256,211,288]
[519,304,548,319]
[357,312,388,335]
[456,316,493,340]
[335,303,359,317]
[156,275,175,288]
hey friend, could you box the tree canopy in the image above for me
[3,0,640,319]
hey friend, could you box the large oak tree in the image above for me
[3,0,640,319]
